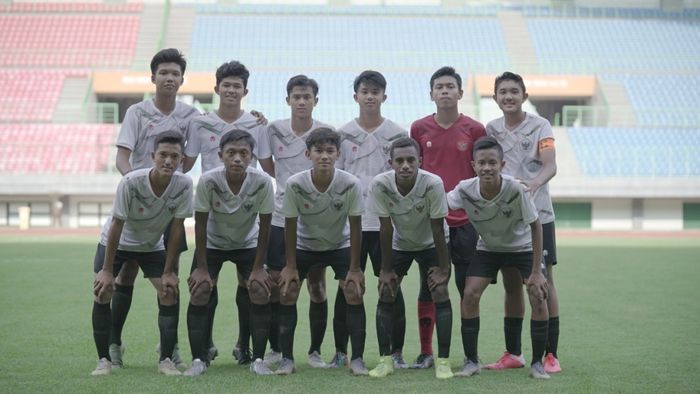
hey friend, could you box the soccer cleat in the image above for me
[183,359,207,376]
[158,357,182,376]
[484,351,526,370]
[435,358,454,379]
[529,361,551,379]
[275,358,296,375]
[544,353,561,374]
[250,358,274,375]
[349,357,369,376]
[91,358,112,376]
[391,352,408,369]
[263,350,282,367]
[327,352,349,368]
[207,346,219,363]
[368,356,394,378]
[109,343,125,369]
[410,353,434,369]
[454,359,481,377]
[233,344,252,365]
[156,343,186,369]
[307,351,329,368]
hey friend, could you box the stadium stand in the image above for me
[0,2,143,13]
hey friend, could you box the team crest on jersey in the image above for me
[457,141,469,151]
[520,138,532,151]
[414,202,425,213]
[168,204,177,213]
[148,124,154,130]
[243,201,254,211]
[215,201,221,208]
[332,199,344,211]
[382,144,391,155]
[352,145,358,153]
[502,207,513,218]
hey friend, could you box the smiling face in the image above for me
[354,82,386,113]
[430,75,463,110]
[219,139,252,178]
[151,62,184,96]
[494,79,528,115]
[215,76,248,107]
[472,147,504,188]
[151,142,183,177]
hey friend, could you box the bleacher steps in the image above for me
[164,6,195,55]
[132,3,165,71]
[598,80,636,127]
[497,10,539,74]
[54,77,90,123]
[551,127,581,180]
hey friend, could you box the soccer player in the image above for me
[108,48,198,369]
[409,66,485,368]
[275,128,367,375]
[258,75,334,369]
[182,60,273,366]
[367,137,453,379]
[331,70,408,369]
[484,71,561,373]
[446,136,550,380]
[90,131,193,376]
[184,130,274,376]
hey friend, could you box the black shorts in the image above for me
[467,250,545,281]
[163,219,188,254]
[392,247,445,277]
[296,247,350,281]
[361,231,382,277]
[93,243,165,278]
[542,221,557,266]
[449,222,478,266]
[266,225,286,271]
[190,248,255,281]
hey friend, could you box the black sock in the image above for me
[435,300,452,359]
[269,302,280,352]
[206,286,218,349]
[158,302,179,361]
[504,317,523,356]
[391,288,406,353]
[250,303,271,360]
[376,301,393,356]
[308,299,327,354]
[346,303,366,360]
[278,304,297,360]
[187,303,208,361]
[333,287,348,354]
[546,317,559,357]
[530,319,549,365]
[92,301,112,360]
[109,285,133,346]
[461,317,480,363]
[236,286,251,349]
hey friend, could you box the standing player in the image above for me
[184,130,274,376]
[91,132,193,376]
[367,137,453,379]
[258,75,334,368]
[331,70,408,369]
[275,128,367,376]
[484,72,561,373]
[446,136,550,380]
[182,60,273,366]
[409,66,485,368]
[109,48,198,369]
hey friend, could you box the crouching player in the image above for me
[184,130,274,376]
[446,136,550,379]
[367,137,453,379]
[91,131,193,376]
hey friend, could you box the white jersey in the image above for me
[486,112,555,224]
[368,169,449,251]
[260,118,334,227]
[446,175,537,253]
[337,118,407,231]
[116,99,199,171]
[185,111,271,173]
[194,166,274,250]
[99,168,193,252]
[282,169,363,251]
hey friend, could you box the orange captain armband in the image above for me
[539,138,555,151]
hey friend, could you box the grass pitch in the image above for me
[0,234,698,393]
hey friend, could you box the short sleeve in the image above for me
[367,178,389,217]
[184,120,202,158]
[256,125,272,160]
[194,176,212,213]
[347,179,364,217]
[116,106,139,150]
[427,179,448,219]
[111,178,130,220]
[281,180,299,218]
[173,178,194,219]
[259,177,275,214]
[518,184,538,225]
[446,183,464,211]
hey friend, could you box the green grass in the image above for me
[0,235,698,393]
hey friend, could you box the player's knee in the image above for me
[462,285,482,307]
[430,284,449,303]
[248,280,269,305]
[342,285,362,305]
[158,287,179,305]
[190,282,211,305]
[307,280,326,302]
[280,281,300,305]
[378,285,395,304]
[95,292,112,304]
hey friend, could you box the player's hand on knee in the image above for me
[161,272,180,298]
[526,272,548,301]
[94,269,115,298]
[248,268,273,298]
[279,266,299,298]
[377,269,398,300]
[427,266,450,290]
[187,267,212,294]
[345,269,365,298]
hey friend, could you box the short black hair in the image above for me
[472,136,503,161]
[219,129,256,153]
[287,74,319,96]
[389,136,420,159]
[494,71,526,95]
[430,66,462,90]
[153,130,184,153]
[216,60,250,88]
[353,70,386,92]
[150,48,186,76]
[305,128,340,150]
